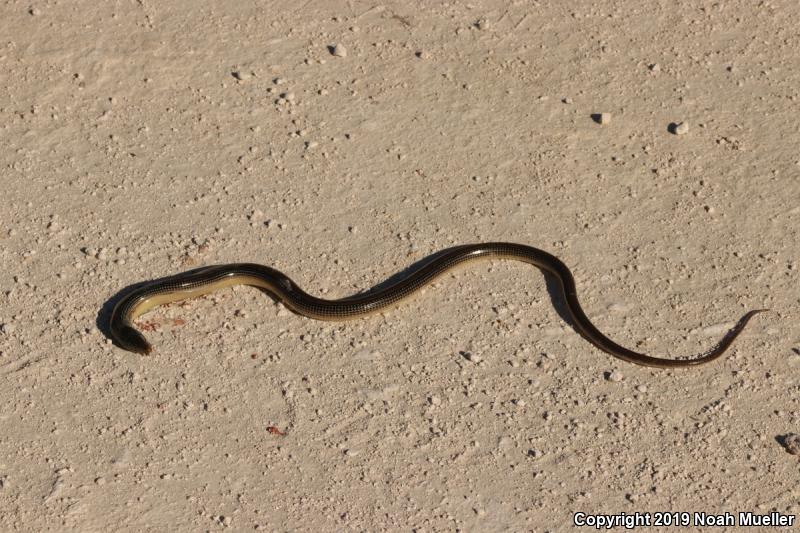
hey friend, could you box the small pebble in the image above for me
[673,122,690,135]
[232,71,251,81]
[594,113,612,125]
[648,63,660,72]
[605,370,624,382]
[329,44,347,57]
[475,18,490,30]
[465,352,482,363]
[784,434,800,455]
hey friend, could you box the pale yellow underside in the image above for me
[129,275,277,321]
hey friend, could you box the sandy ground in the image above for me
[1,1,799,531]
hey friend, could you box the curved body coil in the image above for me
[109,243,765,368]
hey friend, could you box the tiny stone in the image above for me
[593,113,612,125]
[673,122,690,135]
[465,352,482,363]
[605,370,624,382]
[784,434,800,455]
[649,63,660,72]
[329,44,347,57]
[232,71,251,81]
[636,385,648,393]
[415,50,430,59]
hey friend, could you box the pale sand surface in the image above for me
[1,1,799,531]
